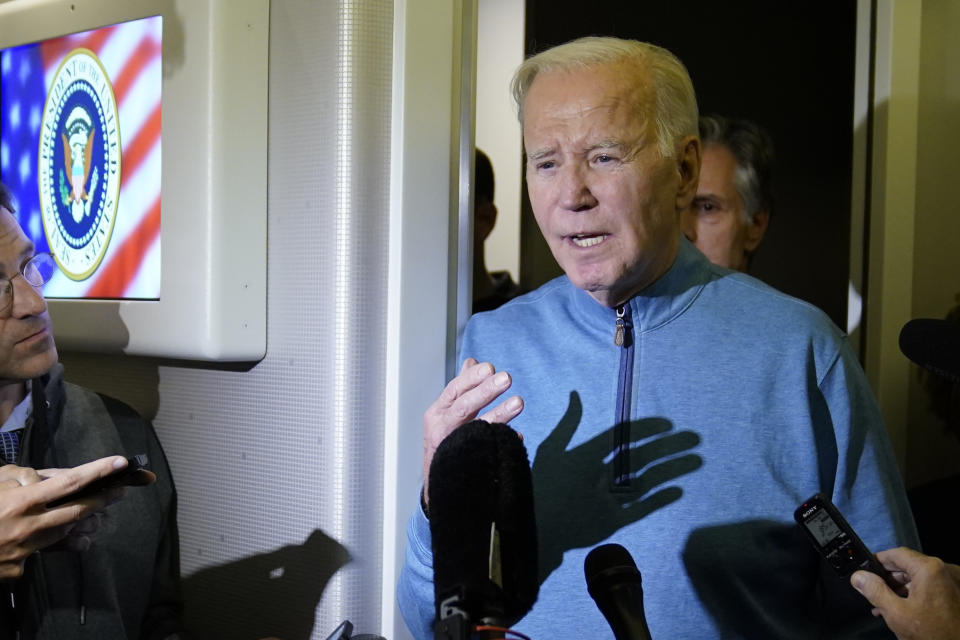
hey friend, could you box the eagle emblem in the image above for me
[58,106,100,223]
[39,47,121,281]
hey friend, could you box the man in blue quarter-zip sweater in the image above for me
[398,37,918,639]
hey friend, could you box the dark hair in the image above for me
[699,115,775,221]
[0,181,14,214]
[475,149,495,204]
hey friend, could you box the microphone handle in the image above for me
[433,613,470,640]
[475,626,509,640]
[608,616,652,640]
[598,583,653,640]
[433,615,510,640]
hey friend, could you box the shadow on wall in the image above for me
[183,529,351,640]
[58,352,162,421]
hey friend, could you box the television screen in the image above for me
[0,0,266,361]
[0,15,161,300]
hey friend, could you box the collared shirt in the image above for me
[1,383,33,433]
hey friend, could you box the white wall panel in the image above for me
[61,1,403,638]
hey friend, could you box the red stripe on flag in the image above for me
[110,37,161,104]
[40,25,116,71]
[120,103,161,178]
[74,24,119,56]
[86,196,160,298]
[85,102,160,297]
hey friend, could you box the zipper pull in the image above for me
[614,306,625,347]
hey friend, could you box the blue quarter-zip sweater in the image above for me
[398,239,917,639]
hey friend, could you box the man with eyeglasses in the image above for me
[0,182,186,640]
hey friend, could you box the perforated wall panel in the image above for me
[63,1,395,637]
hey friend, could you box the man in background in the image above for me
[473,148,523,313]
[682,114,773,272]
[0,181,186,639]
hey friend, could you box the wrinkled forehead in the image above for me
[522,61,655,136]
[524,60,654,121]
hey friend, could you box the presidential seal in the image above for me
[38,48,121,281]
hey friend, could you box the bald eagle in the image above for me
[61,127,96,223]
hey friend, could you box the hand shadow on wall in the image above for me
[533,391,703,583]
[183,529,350,640]
[682,520,883,638]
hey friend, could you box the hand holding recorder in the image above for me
[0,455,154,580]
[850,547,960,640]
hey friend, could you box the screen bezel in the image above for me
[0,0,267,361]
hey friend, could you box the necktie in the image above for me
[0,429,22,465]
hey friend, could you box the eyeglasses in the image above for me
[0,252,57,313]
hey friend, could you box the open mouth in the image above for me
[571,234,607,248]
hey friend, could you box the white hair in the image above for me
[510,37,699,158]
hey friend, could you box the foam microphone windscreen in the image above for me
[428,420,539,626]
[899,318,960,382]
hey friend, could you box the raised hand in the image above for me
[422,358,523,504]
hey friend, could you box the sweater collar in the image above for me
[570,236,712,332]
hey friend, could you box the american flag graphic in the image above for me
[0,15,161,299]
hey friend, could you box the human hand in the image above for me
[422,358,523,504]
[850,546,960,640]
[37,461,154,550]
[0,456,129,580]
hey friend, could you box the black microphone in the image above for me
[428,420,539,638]
[899,318,960,383]
[585,543,653,640]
